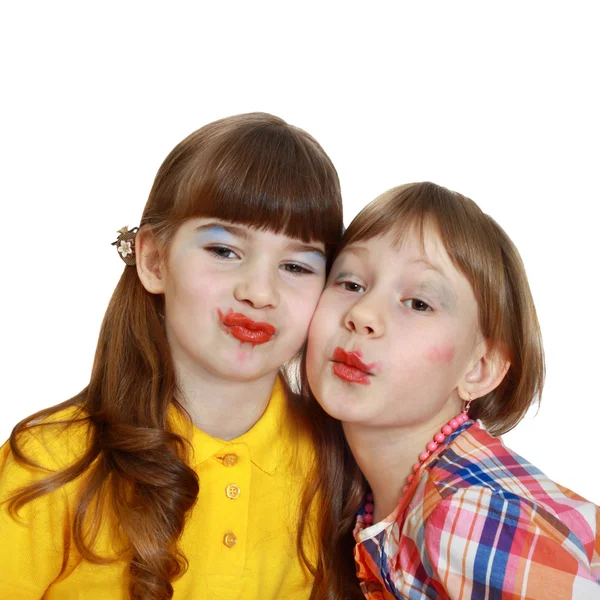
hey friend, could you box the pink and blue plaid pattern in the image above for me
[354,421,600,599]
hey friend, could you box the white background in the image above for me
[1,2,598,503]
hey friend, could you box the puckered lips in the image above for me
[331,347,377,385]
[218,308,276,346]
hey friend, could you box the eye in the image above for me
[206,245,239,260]
[281,262,314,275]
[340,281,365,293]
[402,298,432,312]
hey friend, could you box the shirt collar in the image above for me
[169,377,293,475]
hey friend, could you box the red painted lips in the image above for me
[332,347,376,385]
[218,308,276,346]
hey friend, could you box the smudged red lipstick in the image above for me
[332,347,377,385]
[218,308,276,346]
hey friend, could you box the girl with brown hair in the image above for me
[0,113,343,599]
[305,182,600,598]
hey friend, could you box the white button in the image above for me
[226,484,241,499]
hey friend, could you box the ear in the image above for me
[457,342,510,402]
[136,226,166,295]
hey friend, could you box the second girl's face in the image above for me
[163,218,327,383]
[307,227,483,428]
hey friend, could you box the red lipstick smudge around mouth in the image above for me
[218,308,276,346]
[332,347,378,385]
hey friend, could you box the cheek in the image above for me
[307,316,326,353]
[308,292,341,332]
[306,300,335,350]
[167,258,213,300]
[306,327,328,393]
[171,279,212,316]
[424,345,456,364]
[286,280,323,317]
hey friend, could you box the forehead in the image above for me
[339,225,453,272]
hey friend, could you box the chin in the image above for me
[313,386,364,423]
[200,356,261,381]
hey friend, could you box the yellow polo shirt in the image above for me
[0,379,317,599]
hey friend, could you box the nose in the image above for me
[344,296,384,338]
[233,265,279,310]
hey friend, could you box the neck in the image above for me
[175,359,278,440]
[343,401,462,523]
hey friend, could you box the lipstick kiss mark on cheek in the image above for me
[424,345,455,364]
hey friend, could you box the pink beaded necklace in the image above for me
[362,402,471,527]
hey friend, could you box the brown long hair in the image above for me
[6,113,343,599]
[302,182,545,598]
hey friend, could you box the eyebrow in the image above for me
[408,258,451,282]
[195,222,249,239]
[287,243,326,261]
[195,221,326,260]
[342,246,369,257]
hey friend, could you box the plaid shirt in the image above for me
[354,421,600,599]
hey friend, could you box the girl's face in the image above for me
[162,218,327,383]
[307,227,484,428]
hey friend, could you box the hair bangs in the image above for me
[154,113,343,253]
[337,184,475,260]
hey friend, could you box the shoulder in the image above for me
[427,422,567,508]
[0,406,95,594]
[427,423,596,531]
[426,481,598,543]
[425,422,599,549]
[421,452,600,593]
[422,484,600,595]
[1,404,92,476]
